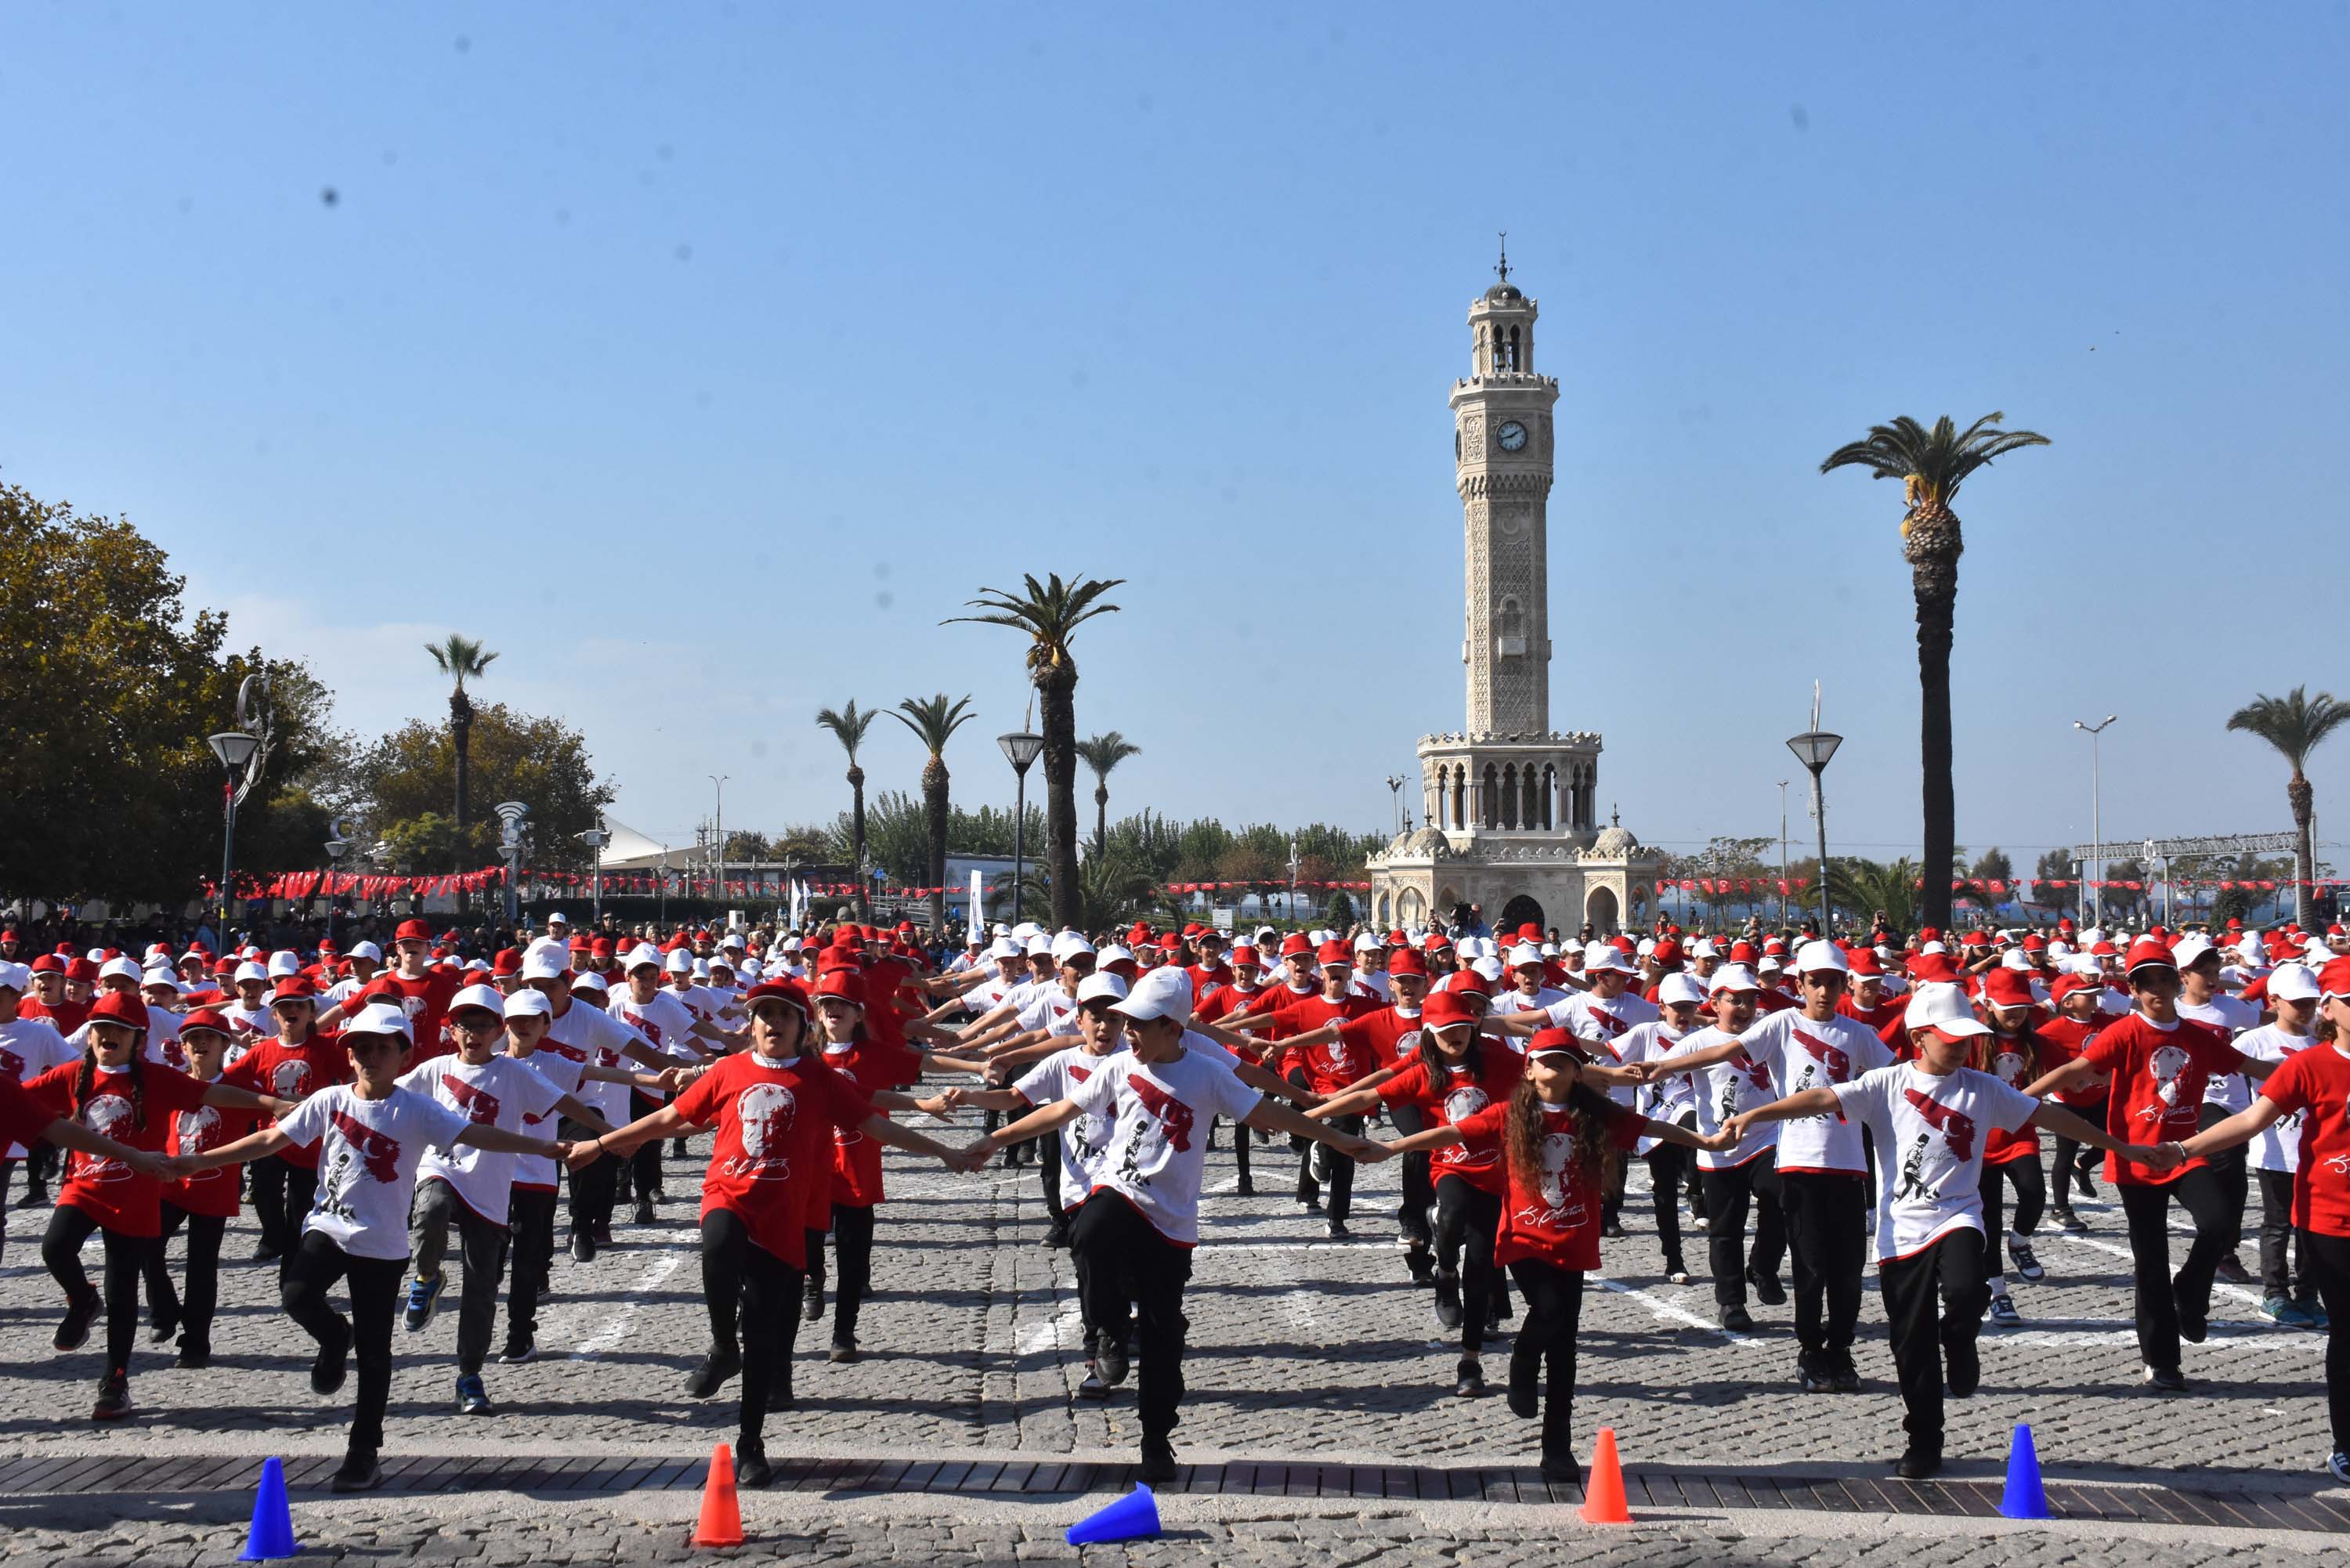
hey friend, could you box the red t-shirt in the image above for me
[21,996,89,1035]
[672,1051,873,1269]
[1979,1033,2041,1165]
[1186,961,1235,996]
[27,1060,209,1237]
[2082,1013,2245,1186]
[0,1076,55,1153]
[1379,1042,1524,1195]
[1271,993,1387,1094]
[1335,1006,1430,1074]
[1838,995,1906,1034]
[1454,1094,1642,1269]
[164,1076,260,1219]
[1755,989,1800,1015]
[2034,1017,2109,1108]
[2259,1043,2350,1237]
[360,970,466,1061]
[222,1033,352,1170]
[818,1039,923,1209]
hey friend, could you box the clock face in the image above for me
[1497,420,1528,453]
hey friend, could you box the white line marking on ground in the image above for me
[568,1241,687,1360]
[1016,1302,1084,1356]
[1588,1270,1755,1344]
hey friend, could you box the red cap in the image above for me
[1278,934,1314,959]
[1517,923,1543,942]
[1526,1026,1588,1060]
[269,977,318,1005]
[1421,991,1475,1029]
[1387,950,1429,979]
[2319,956,2350,998]
[85,992,150,1031]
[1229,945,1260,967]
[30,954,63,974]
[2048,972,2100,1005]
[813,968,866,1007]
[2124,938,2176,976]
[180,1006,235,1036]
[742,979,812,1017]
[1652,940,1683,965]
[1158,934,1184,953]
[1983,970,2034,1010]
[1846,950,1885,978]
[1315,941,1352,968]
[395,919,432,942]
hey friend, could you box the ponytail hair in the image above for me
[70,1040,147,1130]
[1501,1071,1617,1194]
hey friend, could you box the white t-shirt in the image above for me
[398,1055,563,1226]
[1014,985,1082,1038]
[609,988,707,1063]
[221,1001,271,1040]
[1061,1044,1263,1245]
[1832,1063,2040,1260]
[277,1084,473,1261]
[2235,1023,2310,1172]
[1357,970,1394,1004]
[1544,988,1662,1049]
[504,1046,587,1188]
[2178,993,2258,1111]
[1014,1045,1126,1208]
[1509,985,1569,1015]
[1733,1010,1893,1176]
[1665,1025,1781,1169]
[1613,1020,1694,1150]
[547,998,652,1123]
[0,1016,78,1158]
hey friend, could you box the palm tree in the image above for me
[1076,732,1143,854]
[815,700,879,920]
[1821,414,2048,929]
[948,574,1125,930]
[2225,686,2350,927]
[888,693,977,936]
[424,634,500,850]
[1824,855,1924,938]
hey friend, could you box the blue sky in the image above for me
[6,3,2346,871]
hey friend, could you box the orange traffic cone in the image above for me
[1578,1427,1631,1524]
[692,1443,745,1548]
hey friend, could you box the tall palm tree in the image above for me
[948,573,1125,929]
[888,693,977,936]
[2226,686,2350,927]
[1821,414,2048,929]
[1076,732,1143,854]
[815,700,879,920]
[425,634,500,849]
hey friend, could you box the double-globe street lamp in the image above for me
[997,730,1044,927]
[205,729,262,947]
[1784,728,1842,934]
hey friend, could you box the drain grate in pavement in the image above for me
[2,1453,2341,1531]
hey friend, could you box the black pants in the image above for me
[806,1203,877,1344]
[2197,1103,2250,1255]
[282,1230,404,1456]
[700,1209,804,1446]
[44,1202,154,1375]
[250,1154,319,1275]
[1232,1113,1253,1188]
[1600,1151,1628,1230]
[410,1179,510,1375]
[627,1091,663,1201]
[506,1186,559,1339]
[1390,1104,1434,1248]
[562,1115,618,1237]
[2258,1169,2312,1300]
[1434,1175,1500,1358]
[1039,1132,1066,1228]
[1296,1112,1361,1222]
[1779,1171,1866,1366]
[1646,1142,1690,1271]
[1705,1153,1785,1307]
[142,1201,226,1353]
[2301,1228,2350,1454]
[1068,1194,1101,1336]
[2118,1168,2232,1374]
[2048,1095,2107,1207]
[1506,1259,1585,1460]
[1072,1194,1191,1442]
[1877,1227,1987,1454]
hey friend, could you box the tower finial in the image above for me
[1611,803,1620,828]
[1495,231,1509,284]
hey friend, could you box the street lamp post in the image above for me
[1785,729,1842,935]
[206,730,262,948]
[1777,779,1791,930]
[322,826,352,950]
[579,826,610,930]
[707,776,728,921]
[1287,836,1301,924]
[997,731,1043,924]
[494,802,530,929]
[2073,716,2118,928]
[1385,775,1408,836]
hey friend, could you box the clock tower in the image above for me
[1450,240,1560,736]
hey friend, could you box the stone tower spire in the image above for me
[1449,255,1561,737]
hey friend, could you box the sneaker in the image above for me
[91,1369,130,1422]
[499,1332,537,1364]
[2006,1239,2044,1282]
[311,1328,351,1395]
[736,1436,775,1489]
[13,1185,46,1209]
[632,1196,657,1226]
[1040,1223,1068,1250]
[455,1372,491,1414]
[2299,1295,2330,1331]
[593,1221,615,1248]
[1433,1275,1464,1331]
[1454,1358,1488,1398]
[1505,1380,1538,1421]
[670,1138,689,1161]
[569,1230,595,1263]
[1693,1213,1709,1230]
[2261,1295,2318,1329]
[403,1274,443,1334]
[1746,1269,1786,1306]
[1538,1447,1580,1484]
[251,1241,281,1263]
[1988,1293,2021,1328]
[1894,1447,1943,1479]
[2175,1287,2209,1345]
[828,1339,859,1364]
[1299,1195,1323,1215]
[684,1346,742,1399]
[2142,1364,2188,1393]
[2073,1167,2097,1200]
[53,1291,99,1353]
[1311,1143,1330,1182]
[1665,1264,1691,1286]
[331,1450,383,1494]
[1326,1219,1351,1241]
[1602,1220,1626,1239]
[1235,1178,1257,1197]
[1828,1358,1864,1394]
[802,1279,826,1324]
[1076,1365,1111,1400]
[2329,1451,2350,1484]
[2214,1253,2253,1287]
[1798,1365,1835,1393]
[175,1342,212,1371]
[148,1306,179,1345]
[1138,1436,1177,1484]
[1096,1328,1130,1389]
[1947,1339,1980,1399]
[1405,1248,1435,1287]
[1719,1304,1755,1334]
[2052,1208,2088,1234]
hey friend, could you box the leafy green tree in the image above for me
[1825,856,1923,936]
[357,703,613,873]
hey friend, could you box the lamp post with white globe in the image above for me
[206,729,261,947]
[1785,728,1842,935]
[997,730,1044,924]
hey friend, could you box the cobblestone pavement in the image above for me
[2,1099,2342,1561]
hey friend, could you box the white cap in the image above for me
[2268,962,2322,1002]
[504,989,553,1020]
[1690,938,1719,959]
[1657,971,1708,1006]
[1025,935,1054,957]
[1050,933,1097,963]
[1904,981,1990,1039]
[234,961,268,985]
[2045,940,2072,959]
[464,958,490,973]
[1708,963,1761,995]
[782,936,804,953]
[1793,941,1848,976]
[665,950,694,974]
[691,959,711,980]
[1470,956,1505,982]
[569,971,609,995]
[267,951,302,978]
[349,941,384,963]
[1010,922,1043,942]
[1506,942,1544,970]
[1353,931,1381,952]
[547,911,570,925]
[721,930,747,949]
[1097,943,1134,968]
[98,956,141,983]
[141,965,180,991]
[2000,949,2034,972]
[1075,972,1130,1006]
[624,944,663,972]
[0,961,28,992]
[520,948,569,982]
[1583,942,1633,974]
[1919,941,1947,956]
[2171,936,2216,970]
[1109,966,1192,1024]
[707,953,735,973]
[449,983,506,1017]
[988,938,1021,961]
[343,1001,415,1042]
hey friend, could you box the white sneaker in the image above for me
[2328,1451,2350,1484]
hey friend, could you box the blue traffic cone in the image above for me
[1998,1422,2052,1520]
[1065,1482,1160,1545]
[237,1456,299,1560]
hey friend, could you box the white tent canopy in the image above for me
[594,817,678,872]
